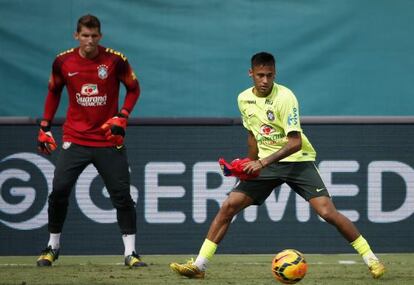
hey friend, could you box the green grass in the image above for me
[0,254,412,285]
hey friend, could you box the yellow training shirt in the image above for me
[237,83,316,162]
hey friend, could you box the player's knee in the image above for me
[219,201,239,219]
[110,192,135,209]
[51,179,74,197]
[48,191,69,207]
[318,208,337,224]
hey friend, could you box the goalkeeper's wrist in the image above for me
[117,109,130,118]
[40,119,51,132]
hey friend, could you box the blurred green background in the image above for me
[0,0,413,117]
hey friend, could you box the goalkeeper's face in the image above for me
[75,26,102,59]
[249,64,275,97]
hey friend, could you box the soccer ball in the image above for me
[271,249,308,284]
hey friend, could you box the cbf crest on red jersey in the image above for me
[97,64,108,79]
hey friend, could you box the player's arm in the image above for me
[243,131,302,174]
[101,59,140,146]
[118,59,140,114]
[38,59,64,155]
[257,91,302,167]
[247,131,259,160]
[43,59,64,122]
[260,131,301,166]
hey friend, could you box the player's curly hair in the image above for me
[251,52,275,68]
[77,14,101,33]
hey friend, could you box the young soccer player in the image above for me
[170,52,385,279]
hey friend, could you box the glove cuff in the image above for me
[117,109,130,118]
[40,119,51,132]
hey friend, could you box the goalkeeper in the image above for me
[170,52,385,279]
[36,14,146,268]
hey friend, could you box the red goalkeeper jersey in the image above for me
[43,45,140,147]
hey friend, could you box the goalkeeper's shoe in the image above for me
[170,259,205,279]
[368,258,385,279]
[124,252,148,268]
[36,246,59,267]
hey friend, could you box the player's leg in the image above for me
[170,178,280,278]
[170,191,254,278]
[93,146,146,268]
[198,191,254,266]
[309,196,385,278]
[37,143,91,266]
[206,191,254,243]
[308,196,359,241]
[286,162,385,279]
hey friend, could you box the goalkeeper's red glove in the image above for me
[218,157,260,180]
[37,120,57,155]
[100,109,129,146]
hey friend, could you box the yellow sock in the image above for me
[199,239,217,260]
[351,235,371,256]
[194,239,218,271]
[351,235,379,265]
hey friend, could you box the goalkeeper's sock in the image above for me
[351,235,379,265]
[194,239,217,271]
[47,233,61,250]
[122,234,136,256]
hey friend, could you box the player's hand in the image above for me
[37,120,57,155]
[100,109,129,146]
[218,157,260,180]
[243,159,265,174]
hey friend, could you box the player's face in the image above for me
[75,26,102,58]
[249,64,275,97]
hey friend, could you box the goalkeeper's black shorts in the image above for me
[48,142,136,234]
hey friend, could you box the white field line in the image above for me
[238,260,361,265]
[0,262,125,266]
[0,261,361,266]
